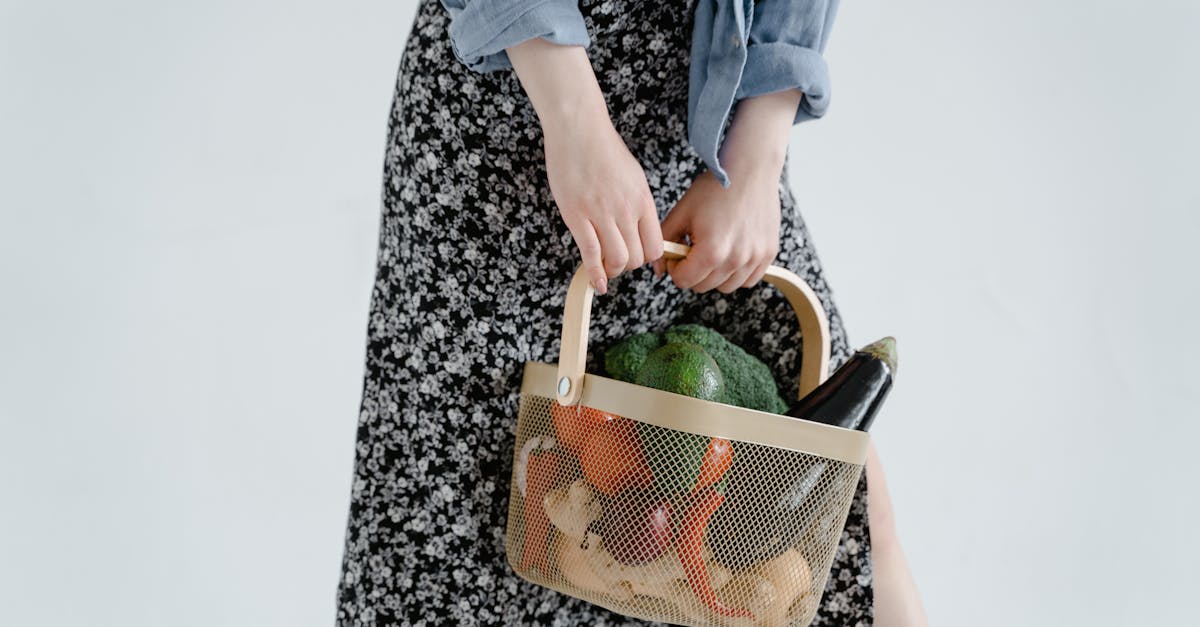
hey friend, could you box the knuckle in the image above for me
[695,247,722,267]
[577,237,601,255]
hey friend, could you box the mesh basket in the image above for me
[505,242,869,627]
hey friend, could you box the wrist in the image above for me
[719,90,802,178]
[720,132,788,186]
[537,88,611,141]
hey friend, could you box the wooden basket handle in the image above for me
[555,241,831,406]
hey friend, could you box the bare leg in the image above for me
[867,441,929,626]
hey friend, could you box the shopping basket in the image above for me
[505,242,869,626]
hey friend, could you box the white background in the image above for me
[2,1,1197,625]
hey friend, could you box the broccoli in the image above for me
[663,324,788,414]
[602,331,662,383]
[602,324,788,414]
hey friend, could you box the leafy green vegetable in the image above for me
[603,331,663,383]
[663,324,788,413]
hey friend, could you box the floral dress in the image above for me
[335,0,873,625]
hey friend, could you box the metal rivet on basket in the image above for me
[557,376,571,396]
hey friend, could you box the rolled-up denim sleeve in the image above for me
[440,0,590,73]
[736,0,840,123]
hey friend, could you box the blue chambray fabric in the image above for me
[439,0,840,187]
[442,0,592,73]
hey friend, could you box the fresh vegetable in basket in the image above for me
[662,324,789,414]
[695,436,734,491]
[598,488,673,565]
[579,415,653,496]
[716,548,814,625]
[603,324,789,413]
[785,336,897,431]
[603,325,780,494]
[709,337,898,569]
[602,331,661,383]
[550,404,617,455]
[548,402,653,496]
[542,479,814,625]
[543,479,736,604]
[635,342,724,401]
[708,460,826,570]
[678,485,755,620]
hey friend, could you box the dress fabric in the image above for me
[336,1,873,625]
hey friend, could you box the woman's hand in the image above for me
[508,39,662,295]
[652,89,803,293]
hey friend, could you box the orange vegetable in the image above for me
[579,417,652,496]
[694,437,733,491]
[550,403,618,455]
[678,486,754,620]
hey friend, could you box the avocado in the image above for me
[633,342,724,401]
[663,324,788,413]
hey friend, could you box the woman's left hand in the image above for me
[652,90,803,293]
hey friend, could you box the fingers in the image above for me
[662,194,715,288]
[668,243,722,291]
[594,219,629,279]
[742,258,772,289]
[717,262,756,294]
[639,192,664,268]
[691,248,743,293]
[676,243,779,294]
[563,217,609,294]
[564,193,657,293]
[617,212,645,274]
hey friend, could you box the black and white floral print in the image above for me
[336,0,873,625]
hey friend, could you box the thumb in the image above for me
[660,197,691,244]
[653,199,692,278]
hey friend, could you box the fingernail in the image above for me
[597,277,607,294]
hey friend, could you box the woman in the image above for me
[336,0,926,625]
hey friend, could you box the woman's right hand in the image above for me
[508,39,662,294]
[543,109,662,295]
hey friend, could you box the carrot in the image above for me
[678,486,754,619]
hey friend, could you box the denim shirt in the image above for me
[439,0,840,187]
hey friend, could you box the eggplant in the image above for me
[785,336,897,431]
[708,337,897,570]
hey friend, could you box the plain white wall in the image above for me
[2,1,1196,626]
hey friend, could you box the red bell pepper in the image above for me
[678,485,755,619]
[519,449,561,573]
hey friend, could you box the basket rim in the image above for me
[521,361,869,465]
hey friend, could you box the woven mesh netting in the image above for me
[506,393,863,627]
